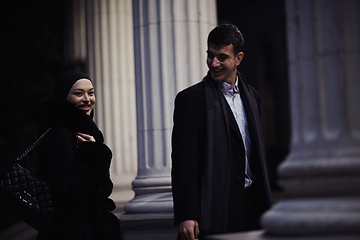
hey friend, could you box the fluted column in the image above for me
[261,0,360,236]
[124,0,217,213]
[84,0,138,203]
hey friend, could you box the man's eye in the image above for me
[218,55,229,61]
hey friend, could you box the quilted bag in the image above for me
[0,128,55,232]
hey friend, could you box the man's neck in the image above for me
[224,77,237,90]
[224,71,237,90]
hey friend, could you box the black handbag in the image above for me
[0,128,55,232]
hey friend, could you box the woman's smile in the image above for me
[78,104,91,111]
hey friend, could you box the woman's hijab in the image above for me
[52,71,94,118]
[53,71,92,100]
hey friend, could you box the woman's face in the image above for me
[66,79,95,115]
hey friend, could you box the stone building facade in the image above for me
[1,0,359,239]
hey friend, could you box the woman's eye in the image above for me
[74,92,82,96]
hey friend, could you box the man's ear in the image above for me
[236,52,244,66]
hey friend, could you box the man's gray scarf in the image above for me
[200,71,267,233]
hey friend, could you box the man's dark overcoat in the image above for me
[171,71,272,236]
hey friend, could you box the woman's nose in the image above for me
[82,94,90,102]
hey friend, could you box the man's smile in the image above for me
[211,68,224,75]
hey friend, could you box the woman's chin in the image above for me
[79,108,91,115]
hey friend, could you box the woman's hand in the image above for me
[76,132,96,143]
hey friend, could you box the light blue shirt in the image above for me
[218,77,255,188]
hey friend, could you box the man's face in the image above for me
[206,43,244,86]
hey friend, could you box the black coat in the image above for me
[171,72,272,236]
[36,99,121,240]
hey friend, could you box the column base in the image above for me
[124,192,173,213]
[110,186,135,210]
[261,197,360,236]
[116,212,178,240]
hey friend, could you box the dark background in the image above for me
[0,0,65,230]
[0,0,289,231]
[217,0,290,192]
[1,1,64,163]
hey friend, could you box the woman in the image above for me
[37,71,121,240]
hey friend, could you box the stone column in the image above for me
[124,0,217,215]
[84,0,138,205]
[261,0,360,236]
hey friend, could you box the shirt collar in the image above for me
[218,76,239,95]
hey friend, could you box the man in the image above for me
[171,24,272,240]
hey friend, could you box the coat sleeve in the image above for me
[39,127,103,205]
[171,88,204,226]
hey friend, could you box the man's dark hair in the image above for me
[207,24,244,55]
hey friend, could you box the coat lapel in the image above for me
[222,99,242,140]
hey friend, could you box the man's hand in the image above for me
[178,220,200,240]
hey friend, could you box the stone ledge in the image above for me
[117,212,178,240]
[207,230,360,240]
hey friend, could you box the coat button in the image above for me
[238,206,242,212]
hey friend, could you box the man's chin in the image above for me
[211,73,224,82]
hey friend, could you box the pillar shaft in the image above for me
[124,0,216,213]
[84,0,138,201]
[261,0,360,235]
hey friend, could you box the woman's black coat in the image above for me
[36,99,121,240]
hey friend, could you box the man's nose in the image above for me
[211,57,220,67]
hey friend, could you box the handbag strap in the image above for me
[16,128,52,163]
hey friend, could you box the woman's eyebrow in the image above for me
[73,88,94,91]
